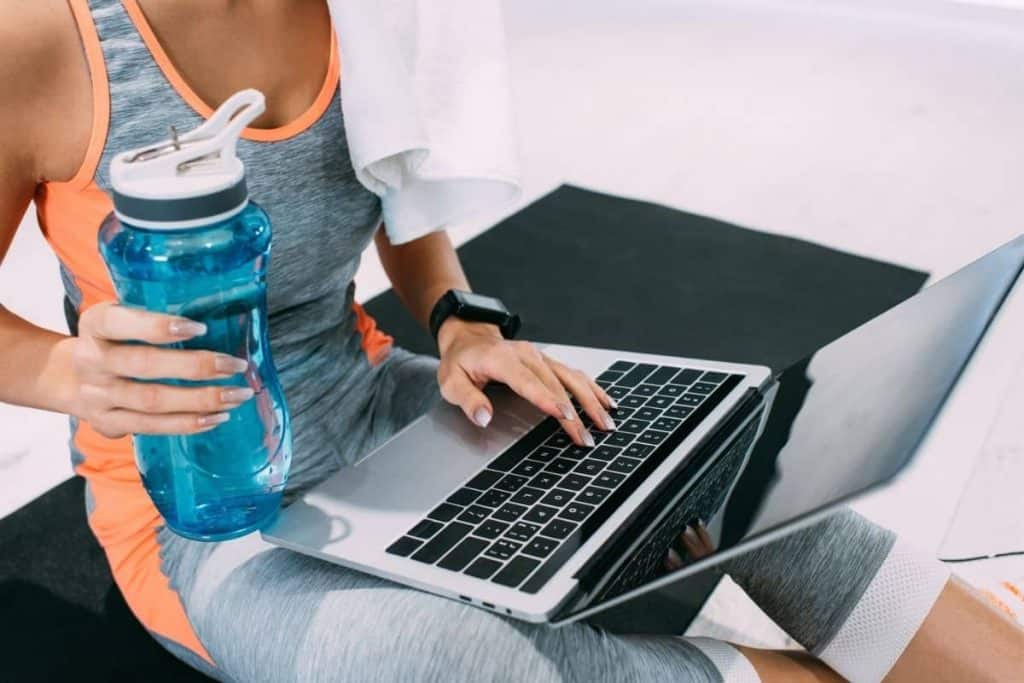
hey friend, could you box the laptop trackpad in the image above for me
[264,385,544,558]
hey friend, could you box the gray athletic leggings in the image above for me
[154,350,898,682]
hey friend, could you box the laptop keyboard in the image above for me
[385,360,743,592]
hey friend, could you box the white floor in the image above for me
[2,0,1023,647]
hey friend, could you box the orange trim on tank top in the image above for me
[120,0,339,143]
[352,302,395,366]
[62,0,111,191]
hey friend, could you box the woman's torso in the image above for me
[33,1,393,652]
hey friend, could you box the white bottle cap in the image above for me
[109,89,266,229]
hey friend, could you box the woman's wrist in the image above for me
[436,317,502,356]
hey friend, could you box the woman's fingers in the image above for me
[438,365,495,427]
[547,358,616,431]
[514,345,593,446]
[111,379,254,415]
[79,301,207,344]
[103,344,248,381]
[98,409,230,438]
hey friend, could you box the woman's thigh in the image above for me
[168,532,720,682]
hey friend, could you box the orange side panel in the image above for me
[352,302,394,366]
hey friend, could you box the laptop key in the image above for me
[591,445,621,461]
[494,474,529,492]
[447,488,482,506]
[510,486,545,505]
[623,443,655,459]
[620,419,650,434]
[407,519,444,539]
[466,469,502,491]
[620,395,647,409]
[596,370,623,383]
[607,456,642,474]
[562,445,592,460]
[700,371,728,383]
[577,486,610,505]
[670,369,702,385]
[539,518,577,539]
[605,432,633,448]
[607,385,631,399]
[457,505,491,525]
[615,363,657,387]
[528,472,562,489]
[386,536,422,557]
[588,429,609,445]
[690,382,716,395]
[524,505,559,524]
[610,360,635,373]
[485,538,522,561]
[528,446,561,463]
[540,489,574,507]
[636,429,669,446]
[665,405,693,419]
[545,458,576,475]
[677,393,704,407]
[645,395,674,410]
[522,536,559,559]
[512,460,544,477]
[634,407,661,421]
[609,406,634,420]
[491,556,541,588]
[657,384,685,398]
[492,503,528,522]
[594,471,626,488]
[544,432,573,449]
[473,519,510,539]
[574,459,605,476]
[427,503,462,523]
[559,502,595,523]
[647,366,680,385]
[438,537,490,571]
[476,489,511,508]
[464,557,503,579]
[631,384,658,397]
[558,473,590,491]
[411,522,473,563]
[652,416,681,432]
[505,521,541,542]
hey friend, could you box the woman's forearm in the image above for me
[0,304,76,413]
[374,229,470,329]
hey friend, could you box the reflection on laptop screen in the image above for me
[572,236,1024,615]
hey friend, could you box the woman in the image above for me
[2,1,1021,681]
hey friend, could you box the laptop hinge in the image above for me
[556,386,764,617]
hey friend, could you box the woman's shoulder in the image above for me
[0,0,93,184]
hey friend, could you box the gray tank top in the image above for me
[79,0,388,490]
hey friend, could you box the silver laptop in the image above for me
[264,235,1024,625]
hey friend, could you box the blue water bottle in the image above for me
[98,90,292,541]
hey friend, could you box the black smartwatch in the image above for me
[429,289,521,342]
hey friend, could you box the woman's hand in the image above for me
[64,302,253,438]
[436,319,617,445]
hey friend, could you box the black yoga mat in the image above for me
[0,185,926,680]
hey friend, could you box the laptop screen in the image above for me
[561,235,1024,620]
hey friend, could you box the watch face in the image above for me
[457,291,506,312]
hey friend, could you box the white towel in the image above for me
[326,0,521,245]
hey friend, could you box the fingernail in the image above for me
[667,549,683,568]
[198,412,230,427]
[169,319,207,337]
[601,411,617,431]
[221,387,254,404]
[582,429,596,448]
[683,527,699,544]
[607,396,619,409]
[558,403,576,421]
[473,408,492,428]
[215,355,249,374]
